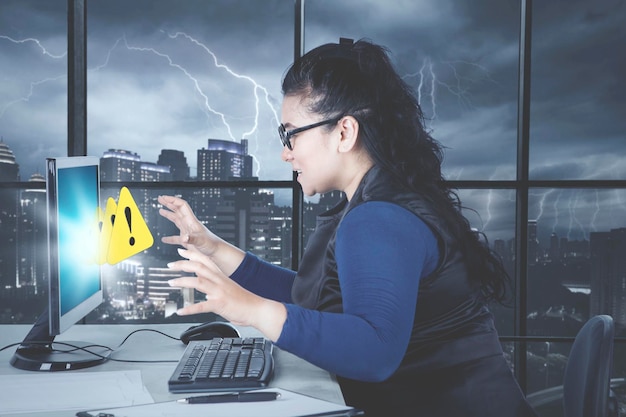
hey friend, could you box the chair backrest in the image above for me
[563,314,615,417]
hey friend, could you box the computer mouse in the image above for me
[179,321,241,344]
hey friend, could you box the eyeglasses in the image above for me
[278,117,340,150]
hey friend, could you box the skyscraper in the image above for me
[195,139,254,223]
[528,220,539,265]
[197,139,253,182]
[0,140,20,290]
[17,173,46,291]
[157,149,189,181]
[100,149,142,182]
[590,228,626,327]
[194,139,286,261]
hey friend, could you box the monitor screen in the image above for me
[10,156,110,371]
[49,157,102,335]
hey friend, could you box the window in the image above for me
[86,0,293,182]
[305,0,520,181]
[529,0,626,181]
[84,3,301,324]
[0,0,66,324]
[0,0,67,167]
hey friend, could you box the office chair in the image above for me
[563,314,618,417]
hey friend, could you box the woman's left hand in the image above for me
[167,248,286,341]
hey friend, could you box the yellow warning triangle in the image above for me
[106,186,154,265]
[97,197,117,265]
[87,206,102,266]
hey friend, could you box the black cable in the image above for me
[113,328,181,349]
[1,327,184,364]
[0,342,24,353]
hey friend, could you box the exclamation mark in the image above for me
[125,206,135,246]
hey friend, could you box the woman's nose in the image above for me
[281,145,292,162]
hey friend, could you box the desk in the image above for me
[0,324,345,416]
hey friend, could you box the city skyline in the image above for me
[2,137,625,250]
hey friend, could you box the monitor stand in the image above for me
[10,308,110,371]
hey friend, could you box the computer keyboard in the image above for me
[168,337,274,393]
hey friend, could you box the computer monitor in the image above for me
[10,156,110,371]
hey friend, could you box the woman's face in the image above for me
[280,95,340,197]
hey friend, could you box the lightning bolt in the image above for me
[533,189,555,224]
[3,30,281,178]
[481,170,502,231]
[590,189,600,233]
[0,35,66,59]
[117,35,238,140]
[403,57,437,122]
[614,189,626,217]
[566,191,575,240]
[403,57,496,132]
[90,35,231,133]
[164,31,281,177]
[566,190,588,241]
[166,31,280,138]
[91,32,281,177]
[0,75,65,119]
[552,190,563,234]
[90,36,123,72]
[530,188,598,246]
[439,60,497,111]
[530,189,562,244]
[0,35,65,119]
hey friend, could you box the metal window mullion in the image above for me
[515,0,533,393]
[67,0,87,157]
[291,0,305,270]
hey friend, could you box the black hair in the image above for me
[281,38,510,304]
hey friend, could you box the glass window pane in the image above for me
[0,0,67,176]
[87,0,293,181]
[527,188,626,337]
[612,344,626,401]
[529,0,626,180]
[525,340,571,403]
[93,184,293,324]
[527,338,624,411]
[304,0,520,180]
[458,189,517,335]
[0,0,66,324]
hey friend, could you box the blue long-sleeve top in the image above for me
[230,201,439,382]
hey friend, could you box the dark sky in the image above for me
[1,0,624,244]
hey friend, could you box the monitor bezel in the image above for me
[47,156,103,336]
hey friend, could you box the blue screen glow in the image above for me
[57,165,101,316]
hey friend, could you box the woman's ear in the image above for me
[337,116,360,153]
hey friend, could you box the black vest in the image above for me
[291,166,504,415]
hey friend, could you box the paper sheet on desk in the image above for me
[0,370,154,415]
[82,388,362,417]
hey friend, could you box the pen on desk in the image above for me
[177,391,281,404]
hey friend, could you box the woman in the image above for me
[159,38,537,417]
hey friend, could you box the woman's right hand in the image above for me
[157,195,245,275]
[157,195,221,257]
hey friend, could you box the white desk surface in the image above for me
[0,323,345,416]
